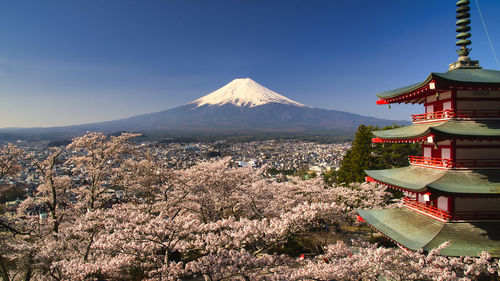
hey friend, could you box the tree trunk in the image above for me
[0,254,10,281]
[23,265,32,281]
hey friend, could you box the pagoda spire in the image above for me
[449,0,480,70]
[456,0,472,57]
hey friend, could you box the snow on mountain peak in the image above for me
[189,78,308,108]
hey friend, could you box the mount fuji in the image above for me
[189,78,307,108]
[0,78,407,140]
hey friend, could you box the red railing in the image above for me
[409,156,500,169]
[403,197,452,221]
[405,197,500,221]
[412,109,500,123]
[412,110,455,123]
[409,156,454,168]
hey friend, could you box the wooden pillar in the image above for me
[451,139,456,163]
[451,89,457,115]
[448,196,455,217]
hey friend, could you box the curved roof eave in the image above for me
[372,123,434,140]
[372,120,500,141]
[364,166,443,193]
[376,69,500,100]
[357,208,443,251]
[357,208,500,257]
[376,74,433,100]
[365,166,500,194]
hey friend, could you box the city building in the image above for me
[358,0,500,257]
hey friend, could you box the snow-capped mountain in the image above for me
[0,78,408,140]
[189,78,307,108]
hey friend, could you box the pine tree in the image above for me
[336,125,375,184]
[336,124,420,184]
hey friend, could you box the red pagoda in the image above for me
[357,0,500,257]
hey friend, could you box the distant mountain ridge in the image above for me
[0,78,409,140]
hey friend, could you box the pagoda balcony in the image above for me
[409,156,454,169]
[412,109,500,124]
[404,198,500,221]
[412,110,455,123]
[403,197,452,221]
[409,156,500,169]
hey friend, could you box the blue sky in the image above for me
[1,0,499,127]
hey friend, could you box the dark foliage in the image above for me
[336,125,421,184]
[0,184,26,203]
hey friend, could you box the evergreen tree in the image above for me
[336,124,420,184]
[336,125,375,184]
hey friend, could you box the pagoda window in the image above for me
[423,147,432,158]
[417,194,427,204]
[437,196,449,212]
[441,148,451,159]
[443,101,452,111]
[426,104,434,114]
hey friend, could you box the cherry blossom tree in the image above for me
[2,135,500,281]
[0,143,26,281]
[65,132,140,210]
[275,240,500,281]
[0,144,24,181]
[28,148,72,234]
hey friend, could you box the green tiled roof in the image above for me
[357,208,500,257]
[434,120,500,138]
[372,120,500,140]
[424,222,500,257]
[377,68,500,99]
[433,69,500,84]
[372,123,438,140]
[377,81,430,100]
[358,208,443,250]
[365,166,500,194]
[365,166,443,193]
[430,169,500,194]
